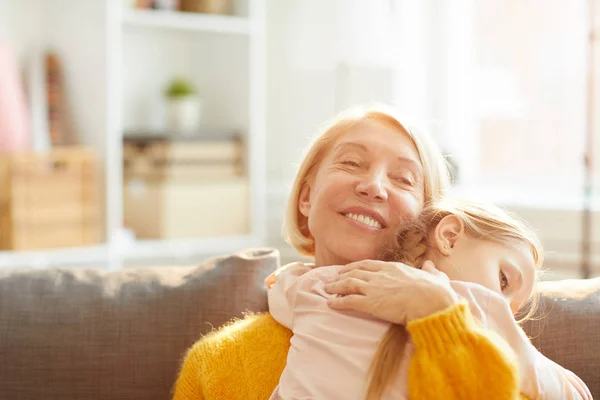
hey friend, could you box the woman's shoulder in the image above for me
[174,313,293,399]
[193,312,292,352]
[188,313,293,370]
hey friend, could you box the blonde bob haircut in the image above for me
[284,104,452,257]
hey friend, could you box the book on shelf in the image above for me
[125,160,244,181]
[123,131,245,181]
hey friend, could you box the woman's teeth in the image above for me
[344,213,382,229]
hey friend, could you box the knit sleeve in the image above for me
[172,340,205,400]
[407,302,521,400]
[172,313,293,400]
[450,281,593,400]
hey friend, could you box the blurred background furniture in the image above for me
[0,148,100,250]
[0,1,598,276]
[0,0,266,270]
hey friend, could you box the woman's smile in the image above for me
[342,212,384,230]
[340,206,387,231]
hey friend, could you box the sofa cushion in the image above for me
[521,277,600,398]
[0,248,279,400]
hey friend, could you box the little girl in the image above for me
[267,199,592,400]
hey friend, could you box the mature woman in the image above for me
[172,105,588,399]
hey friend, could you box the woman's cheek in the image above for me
[393,194,422,221]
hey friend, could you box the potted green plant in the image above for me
[164,77,201,135]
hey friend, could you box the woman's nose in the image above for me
[355,170,388,201]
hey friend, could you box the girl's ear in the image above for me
[298,183,312,217]
[432,215,465,256]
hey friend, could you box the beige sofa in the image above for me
[0,248,598,399]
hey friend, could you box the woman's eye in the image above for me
[500,271,510,291]
[341,160,360,167]
[393,176,414,186]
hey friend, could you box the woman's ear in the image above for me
[433,215,465,256]
[298,183,312,217]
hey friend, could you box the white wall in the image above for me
[264,1,396,254]
[263,1,600,276]
[121,30,249,132]
[0,0,107,152]
[45,0,108,153]
[265,1,333,186]
[0,0,44,64]
[264,0,335,255]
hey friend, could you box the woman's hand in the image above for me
[324,260,460,324]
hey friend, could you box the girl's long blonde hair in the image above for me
[283,104,451,257]
[366,199,544,400]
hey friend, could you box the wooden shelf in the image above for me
[122,9,251,35]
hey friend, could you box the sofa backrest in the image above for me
[0,248,279,400]
[0,249,598,399]
[521,277,600,397]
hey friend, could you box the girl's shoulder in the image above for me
[265,261,314,288]
[266,262,341,289]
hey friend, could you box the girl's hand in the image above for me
[324,260,460,324]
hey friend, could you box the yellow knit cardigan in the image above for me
[173,303,528,400]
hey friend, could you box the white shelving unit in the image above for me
[0,0,267,269]
[121,8,251,34]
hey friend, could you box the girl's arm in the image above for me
[453,282,593,400]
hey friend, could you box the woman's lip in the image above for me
[339,207,387,228]
[341,213,384,231]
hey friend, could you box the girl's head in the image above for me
[390,198,544,315]
[367,198,543,400]
[284,104,451,266]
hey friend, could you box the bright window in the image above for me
[393,0,595,207]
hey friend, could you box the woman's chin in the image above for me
[335,244,381,264]
[316,229,390,264]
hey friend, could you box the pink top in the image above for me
[268,263,592,400]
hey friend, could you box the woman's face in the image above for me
[299,119,425,266]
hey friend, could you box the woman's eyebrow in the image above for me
[332,142,369,154]
[394,157,423,179]
[333,142,423,174]
[396,157,421,171]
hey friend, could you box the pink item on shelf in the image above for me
[0,43,31,153]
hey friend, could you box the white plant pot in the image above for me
[166,96,202,135]
[155,0,179,11]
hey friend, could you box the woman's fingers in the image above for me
[327,294,367,313]
[338,259,398,274]
[338,260,382,274]
[325,277,368,295]
[336,269,376,283]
